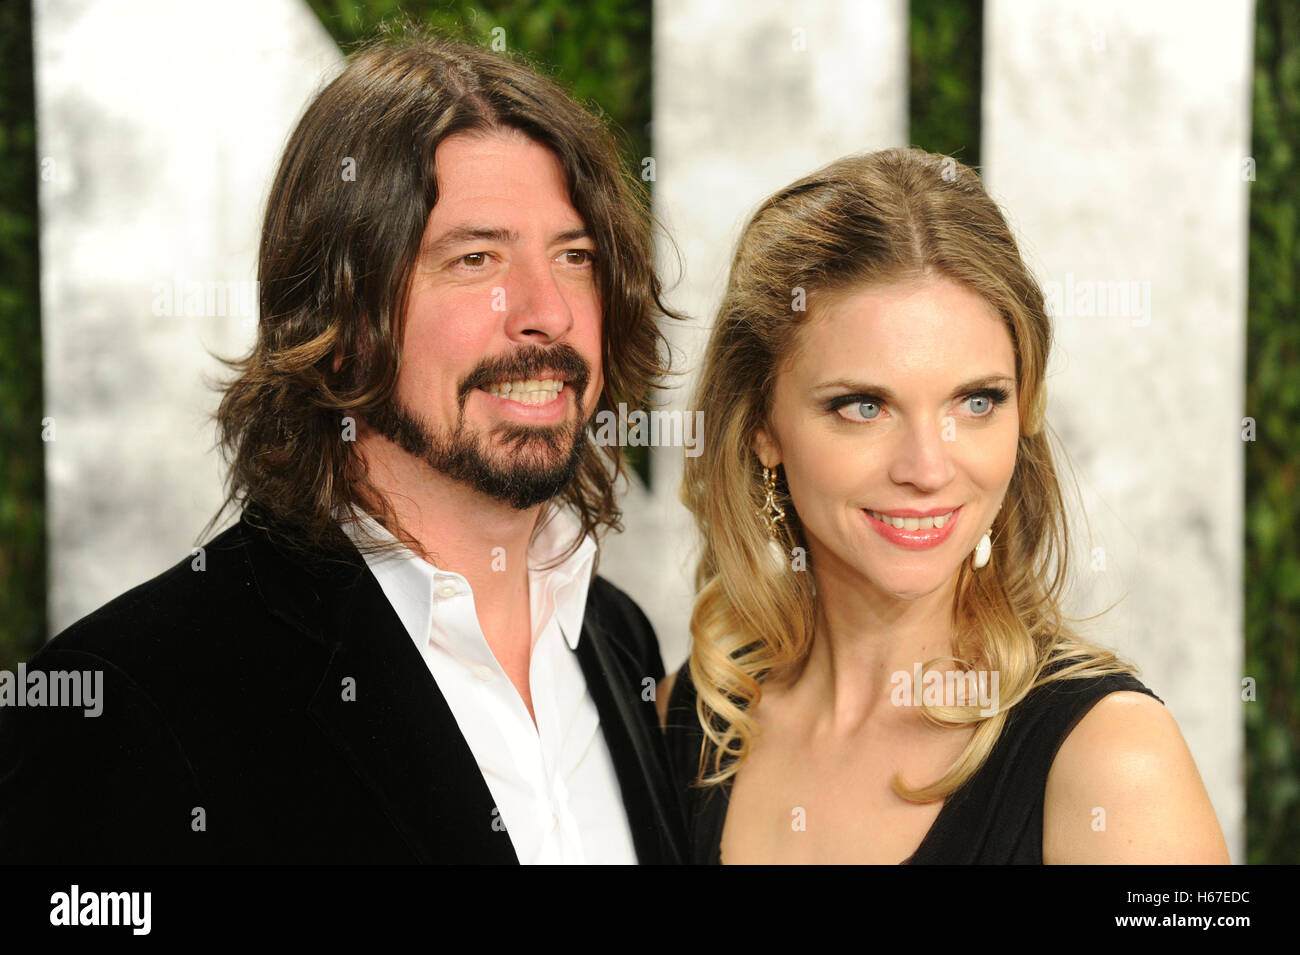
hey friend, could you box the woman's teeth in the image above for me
[481,378,564,405]
[867,509,954,530]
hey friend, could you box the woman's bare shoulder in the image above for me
[1042,691,1230,863]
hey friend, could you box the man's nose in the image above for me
[501,252,576,343]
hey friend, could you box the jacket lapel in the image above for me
[573,589,687,865]
[241,515,517,864]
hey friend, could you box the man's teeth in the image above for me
[867,509,954,531]
[481,378,564,405]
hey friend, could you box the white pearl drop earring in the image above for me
[972,502,1002,571]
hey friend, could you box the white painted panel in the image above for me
[985,0,1253,861]
[36,0,341,631]
[606,0,908,670]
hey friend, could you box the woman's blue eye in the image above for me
[961,389,1008,418]
[830,387,1010,423]
[830,399,881,422]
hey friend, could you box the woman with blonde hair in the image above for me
[657,147,1229,864]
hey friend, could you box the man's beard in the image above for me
[366,346,592,510]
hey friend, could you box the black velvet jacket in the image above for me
[0,513,687,863]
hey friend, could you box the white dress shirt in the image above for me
[340,505,639,864]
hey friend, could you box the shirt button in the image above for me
[471,664,494,682]
[436,583,459,598]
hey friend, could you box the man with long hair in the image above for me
[0,32,686,864]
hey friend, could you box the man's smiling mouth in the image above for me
[479,377,566,405]
[462,344,589,412]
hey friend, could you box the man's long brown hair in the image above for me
[210,29,676,560]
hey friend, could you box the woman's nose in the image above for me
[887,417,957,490]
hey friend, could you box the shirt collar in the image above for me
[340,503,597,651]
[528,504,598,650]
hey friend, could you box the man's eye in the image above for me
[456,252,489,268]
[562,249,596,266]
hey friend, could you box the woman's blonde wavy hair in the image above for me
[679,146,1139,801]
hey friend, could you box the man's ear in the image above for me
[751,426,780,470]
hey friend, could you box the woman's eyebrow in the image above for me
[811,374,1015,400]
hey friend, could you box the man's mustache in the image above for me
[458,345,592,408]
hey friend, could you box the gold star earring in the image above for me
[759,466,786,539]
[758,465,790,572]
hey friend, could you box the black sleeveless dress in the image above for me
[662,661,1162,864]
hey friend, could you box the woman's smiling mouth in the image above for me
[863,505,963,548]
[864,507,958,530]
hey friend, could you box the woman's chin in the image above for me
[857,568,954,602]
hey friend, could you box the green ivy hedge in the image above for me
[0,0,43,675]
[1245,0,1299,865]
